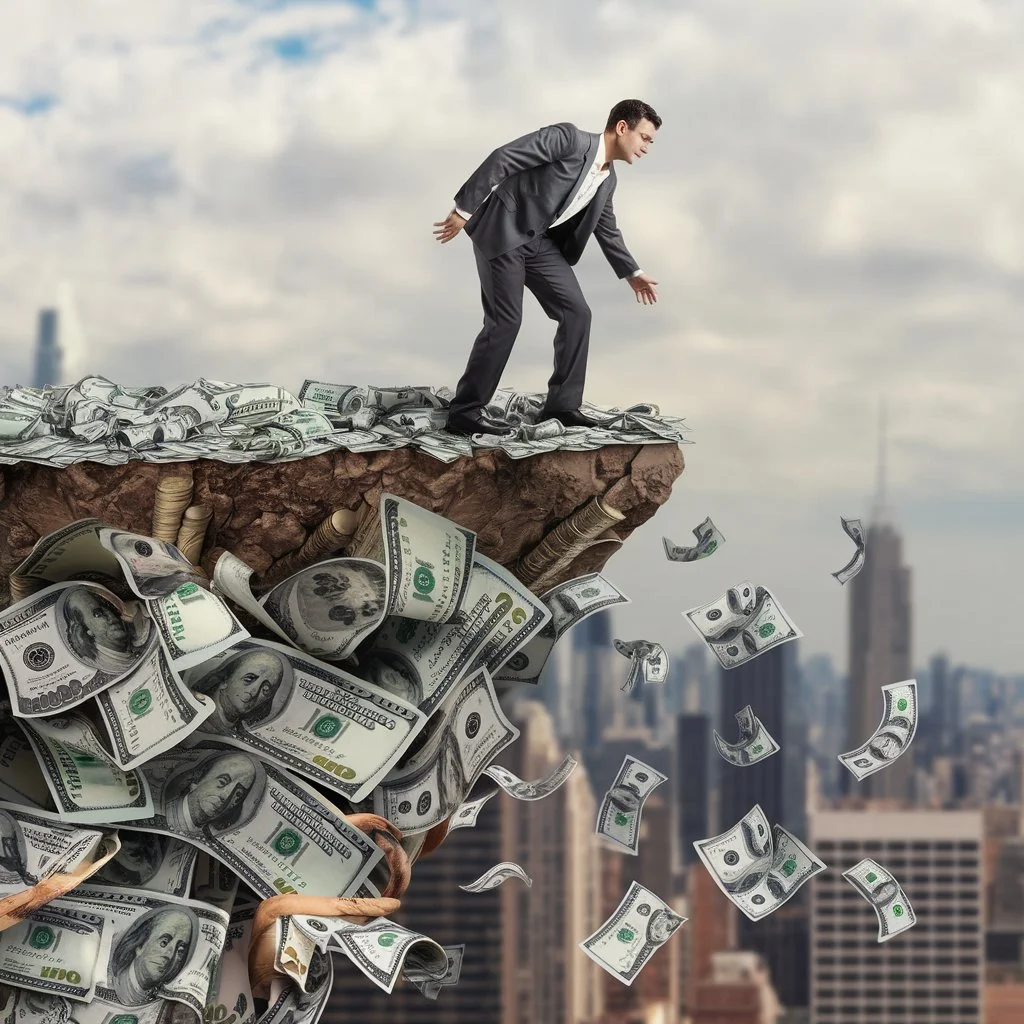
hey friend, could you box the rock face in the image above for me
[0,443,684,607]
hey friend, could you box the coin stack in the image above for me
[176,504,213,565]
[257,509,361,591]
[152,474,194,543]
[516,496,625,586]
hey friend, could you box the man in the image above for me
[109,906,198,1005]
[434,99,661,436]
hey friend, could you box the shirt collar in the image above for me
[596,133,606,171]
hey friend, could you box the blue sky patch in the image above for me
[0,94,58,116]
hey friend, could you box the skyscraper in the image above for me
[32,308,61,387]
[845,400,914,803]
[676,713,710,867]
[809,808,984,1024]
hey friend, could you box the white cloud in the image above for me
[0,0,1022,672]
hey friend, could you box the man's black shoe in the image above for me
[444,410,513,436]
[538,407,603,429]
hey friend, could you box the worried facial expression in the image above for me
[133,909,193,988]
[67,589,129,649]
[615,117,657,164]
[217,650,282,721]
[186,753,257,826]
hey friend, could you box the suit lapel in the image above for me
[553,131,600,222]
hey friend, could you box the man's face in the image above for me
[69,590,129,649]
[219,652,281,719]
[116,537,191,579]
[618,117,657,164]
[187,753,256,825]
[134,910,192,987]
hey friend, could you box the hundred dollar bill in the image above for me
[595,756,668,855]
[458,861,532,893]
[94,831,197,897]
[378,494,475,622]
[403,943,464,999]
[831,516,865,585]
[328,917,448,995]
[483,753,577,800]
[446,789,497,832]
[373,667,520,834]
[838,680,918,781]
[259,946,333,1024]
[694,805,826,921]
[124,738,384,899]
[98,529,208,602]
[0,804,106,897]
[93,633,216,771]
[259,558,389,663]
[0,901,110,1000]
[361,553,550,716]
[492,573,630,687]
[613,639,669,691]
[183,638,426,803]
[683,582,802,670]
[579,880,686,986]
[842,857,916,942]
[714,706,780,767]
[663,516,725,561]
[147,581,250,672]
[0,582,154,717]
[204,901,257,1024]
[19,712,153,824]
[10,519,126,600]
[67,884,229,1017]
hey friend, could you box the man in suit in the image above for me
[434,99,661,437]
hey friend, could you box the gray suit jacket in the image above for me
[453,121,640,279]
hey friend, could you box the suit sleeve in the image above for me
[594,190,641,279]
[453,122,578,220]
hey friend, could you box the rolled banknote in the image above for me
[93,830,197,897]
[842,857,917,942]
[146,581,249,672]
[98,528,208,601]
[458,861,532,893]
[663,516,725,561]
[595,756,668,855]
[483,753,577,800]
[714,705,780,767]
[694,805,826,921]
[373,667,519,835]
[67,883,229,1016]
[183,637,426,803]
[259,558,389,663]
[447,790,497,832]
[403,942,464,999]
[579,880,685,986]
[683,582,802,670]
[491,573,630,687]
[361,553,551,716]
[93,630,216,771]
[613,639,669,691]
[120,738,384,899]
[378,494,475,622]
[10,519,125,597]
[18,711,154,824]
[838,680,918,781]
[831,516,865,585]
[0,582,154,717]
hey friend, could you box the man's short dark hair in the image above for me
[605,99,662,132]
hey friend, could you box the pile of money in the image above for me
[0,377,693,468]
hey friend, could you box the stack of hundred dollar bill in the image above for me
[0,485,685,1014]
[0,376,692,468]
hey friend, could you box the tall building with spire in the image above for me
[845,399,914,803]
[32,308,61,387]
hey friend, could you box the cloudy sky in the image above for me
[1,0,1021,676]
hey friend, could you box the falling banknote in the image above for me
[843,857,917,942]
[683,581,802,670]
[613,639,669,691]
[838,680,918,781]
[663,516,725,561]
[694,804,826,921]
[459,862,532,893]
[484,753,577,800]
[831,516,866,584]
[595,755,668,855]
[714,705,780,767]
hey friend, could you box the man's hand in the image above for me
[433,208,467,244]
[628,273,658,305]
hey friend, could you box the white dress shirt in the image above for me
[455,132,644,278]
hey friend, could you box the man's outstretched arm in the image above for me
[594,193,657,302]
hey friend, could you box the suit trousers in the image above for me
[448,230,592,418]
